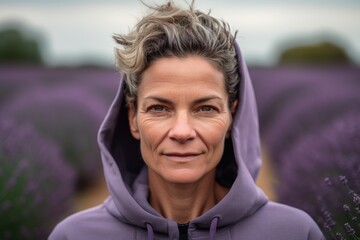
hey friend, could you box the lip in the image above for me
[162,152,202,162]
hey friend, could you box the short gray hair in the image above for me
[113,1,240,106]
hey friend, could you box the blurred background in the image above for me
[0,0,359,239]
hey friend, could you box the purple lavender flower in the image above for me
[0,65,119,108]
[1,85,108,188]
[250,66,360,127]
[250,66,360,167]
[0,117,75,239]
[276,111,360,239]
[47,67,120,105]
[268,84,359,167]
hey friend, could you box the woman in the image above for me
[49,1,325,239]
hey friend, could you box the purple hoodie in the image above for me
[49,43,325,240]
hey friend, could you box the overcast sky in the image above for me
[1,0,359,66]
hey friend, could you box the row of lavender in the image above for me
[251,66,360,239]
[1,65,359,238]
[0,66,119,239]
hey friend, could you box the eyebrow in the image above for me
[143,95,223,105]
[144,96,172,104]
[193,96,223,105]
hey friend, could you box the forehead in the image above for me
[139,56,227,97]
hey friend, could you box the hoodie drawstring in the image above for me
[146,222,154,240]
[209,217,219,240]
[146,218,219,240]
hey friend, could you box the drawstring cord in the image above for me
[146,222,154,240]
[209,217,219,240]
[146,217,219,240]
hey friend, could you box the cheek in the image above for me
[205,125,226,141]
[138,120,166,151]
[198,118,231,143]
[208,129,227,154]
[138,127,158,167]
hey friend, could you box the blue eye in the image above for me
[199,106,214,112]
[149,105,166,112]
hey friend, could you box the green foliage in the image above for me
[278,41,351,65]
[0,119,75,239]
[0,27,43,64]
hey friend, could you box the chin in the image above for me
[159,168,209,184]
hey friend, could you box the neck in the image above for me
[148,170,229,224]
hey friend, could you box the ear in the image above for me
[230,100,238,115]
[128,102,140,140]
[226,100,239,138]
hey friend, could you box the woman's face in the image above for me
[128,56,235,184]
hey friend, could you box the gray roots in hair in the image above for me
[113,1,240,107]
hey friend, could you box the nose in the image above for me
[168,111,196,143]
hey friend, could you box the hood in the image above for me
[97,41,268,233]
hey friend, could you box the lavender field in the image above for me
[250,65,360,239]
[0,66,119,239]
[0,65,359,239]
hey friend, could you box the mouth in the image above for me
[162,152,202,162]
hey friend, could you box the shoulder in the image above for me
[258,201,317,224]
[257,201,325,239]
[48,204,134,240]
[231,201,325,240]
[48,205,109,240]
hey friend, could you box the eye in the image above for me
[198,105,216,112]
[148,105,167,112]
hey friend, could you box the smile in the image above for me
[162,152,202,162]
